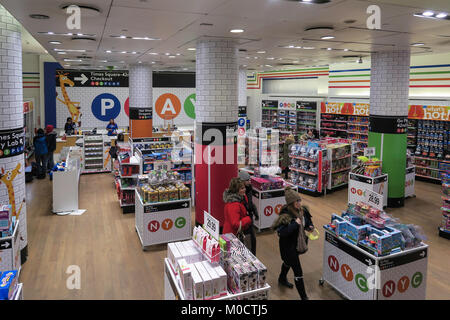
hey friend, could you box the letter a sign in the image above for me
[155,93,181,120]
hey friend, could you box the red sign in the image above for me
[148,220,160,232]
[264,206,273,217]
[328,255,339,272]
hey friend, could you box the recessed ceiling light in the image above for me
[151,61,155,64]
[412,43,425,46]
[48,32,54,35]
[57,52,66,55]
[49,41,61,45]
[165,53,170,56]
[295,46,302,49]
[30,14,49,19]
[303,46,315,50]
[257,51,266,54]
[132,51,137,54]
[321,36,335,40]
[187,48,196,51]
[106,50,112,53]
[176,53,181,56]
[169,56,176,58]
[254,57,258,59]
[149,52,158,55]
[121,51,126,54]
[230,29,244,33]
[120,35,126,39]
[436,13,448,19]
[288,45,295,48]
[327,48,333,50]
[266,57,275,60]
[138,61,142,64]
[265,65,272,67]
[344,48,349,51]
[422,11,434,17]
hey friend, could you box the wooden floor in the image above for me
[20,173,450,300]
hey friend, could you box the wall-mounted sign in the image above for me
[297,101,317,110]
[23,101,34,114]
[129,107,152,120]
[56,70,129,87]
[369,116,408,134]
[321,102,369,116]
[408,105,450,121]
[261,100,278,109]
[0,128,24,159]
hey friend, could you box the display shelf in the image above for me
[347,131,368,135]
[289,155,317,162]
[332,154,351,161]
[120,201,135,207]
[415,156,450,163]
[416,174,441,181]
[331,182,348,189]
[289,167,317,176]
[320,119,348,123]
[119,173,139,178]
[118,180,136,191]
[415,165,444,172]
[331,167,351,174]
[322,128,347,132]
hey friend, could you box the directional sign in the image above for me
[74,73,88,84]
[0,239,12,249]
[364,147,376,158]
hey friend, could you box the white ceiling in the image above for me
[2,0,450,71]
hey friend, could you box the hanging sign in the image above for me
[364,147,376,157]
[0,128,24,159]
[129,107,153,120]
[203,211,219,240]
[408,105,450,121]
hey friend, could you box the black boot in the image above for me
[295,277,309,300]
[278,263,294,289]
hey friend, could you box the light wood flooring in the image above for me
[20,173,450,299]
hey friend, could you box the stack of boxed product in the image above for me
[324,202,427,256]
[250,176,284,191]
[0,205,15,238]
[139,170,190,204]
[166,226,268,300]
[0,270,19,300]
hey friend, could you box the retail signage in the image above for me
[348,174,388,208]
[261,100,278,109]
[238,117,247,137]
[321,102,369,116]
[364,189,383,210]
[369,116,408,134]
[129,107,152,120]
[238,106,247,117]
[144,200,190,213]
[408,105,450,121]
[194,122,238,146]
[55,70,129,87]
[203,211,219,240]
[296,101,317,110]
[364,147,375,157]
[23,101,34,114]
[0,128,24,159]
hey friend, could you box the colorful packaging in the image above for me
[190,264,204,300]
[194,262,212,299]
[250,259,267,289]
[0,270,18,300]
[0,205,11,232]
[202,261,220,298]
[213,265,228,297]
[167,242,182,275]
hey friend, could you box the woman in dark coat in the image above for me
[272,187,314,300]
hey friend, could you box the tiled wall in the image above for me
[0,4,27,252]
[129,64,152,109]
[196,39,238,123]
[370,51,411,116]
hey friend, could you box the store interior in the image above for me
[0,0,449,301]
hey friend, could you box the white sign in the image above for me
[203,211,219,240]
[364,189,383,210]
[364,147,376,157]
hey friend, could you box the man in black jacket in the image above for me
[45,125,57,177]
[238,170,259,255]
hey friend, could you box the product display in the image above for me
[0,270,18,300]
[325,202,427,256]
[139,171,190,204]
[287,142,327,193]
[0,205,11,233]
[327,142,352,189]
[82,133,110,174]
[296,101,318,134]
[440,173,450,239]
[351,156,383,177]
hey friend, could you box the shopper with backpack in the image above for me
[33,128,48,179]
[272,186,314,300]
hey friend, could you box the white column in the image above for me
[238,67,247,108]
[0,5,27,263]
[129,64,152,109]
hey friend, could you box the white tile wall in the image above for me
[129,64,152,109]
[0,5,27,251]
[196,39,238,123]
[238,68,247,107]
[369,51,411,116]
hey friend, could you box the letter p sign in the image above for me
[92,93,121,121]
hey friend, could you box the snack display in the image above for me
[352,156,383,177]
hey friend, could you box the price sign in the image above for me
[203,211,219,240]
[364,189,383,210]
[364,147,375,158]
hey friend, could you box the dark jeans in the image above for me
[47,152,54,172]
[281,257,304,281]
[244,225,257,255]
[35,153,48,176]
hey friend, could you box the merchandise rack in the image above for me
[327,142,352,190]
[164,258,271,300]
[439,173,450,239]
[117,151,140,213]
[82,133,111,174]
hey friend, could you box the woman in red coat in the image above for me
[222,178,252,235]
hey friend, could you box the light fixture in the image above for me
[266,57,275,60]
[38,32,96,37]
[436,13,448,18]
[230,29,244,33]
[138,61,142,64]
[288,45,295,48]
[357,57,363,64]
[321,36,335,40]
[246,56,250,59]
[412,43,425,46]
[169,56,176,58]
[183,68,188,71]
[57,52,66,55]
[265,65,272,67]
[303,46,315,50]
[149,52,158,55]
[64,59,82,62]
[132,51,137,54]
[106,50,112,53]
[176,53,181,56]
[121,51,126,54]
[422,11,434,17]
[257,51,266,54]
[30,14,49,19]
[54,48,87,52]
[327,48,333,50]
[295,46,302,49]
[187,48,196,51]
[49,41,61,45]
[165,53,170,56]
[344,48,349,51]
[119,35,126,39]
[254,57,258,59]
[151,61,155,64]
[48,32,54,35]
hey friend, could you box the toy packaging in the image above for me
[213,265,228,297]
[194,261,213,299]
[167,242,183,275]
[0,205,11,232]
[190,264,204,300]
[202,261,220,298]
[177,259,193,300]
[0,270,18,300]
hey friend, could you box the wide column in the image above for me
[129,64,153,138]
[195,39,239,226]
[369,50,410,207]
[238,67,247,116]
[0,5,28,263]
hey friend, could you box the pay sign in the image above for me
[203,211,219,240]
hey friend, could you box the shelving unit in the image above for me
[82,133,111,174]
[296,101,318,134]
[440,173,450,239]
[327,142,352,189]
[116,151,140,214]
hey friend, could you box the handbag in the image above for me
[237,221,252,250]
[296,214,308,255]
